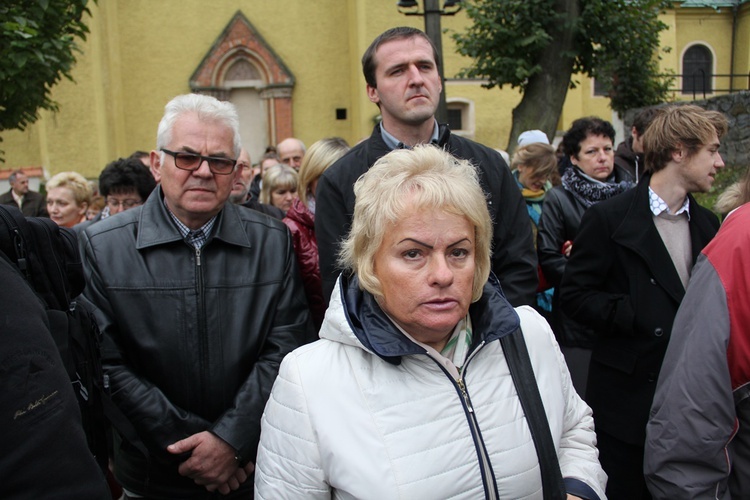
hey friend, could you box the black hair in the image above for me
[562,117,616,158]
[98,157,156,200]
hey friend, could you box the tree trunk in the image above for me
[507,0,579,155]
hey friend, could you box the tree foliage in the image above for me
[0,0,92,133]
[452,0,673,149]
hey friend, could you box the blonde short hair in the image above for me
[46,171,92,207]
[510,143,557,178]
[260,163,298,205]
[297,138,349,206]
[339,145,492,302]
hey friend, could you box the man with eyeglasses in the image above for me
[80,93,311,499]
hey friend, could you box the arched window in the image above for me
[682,45,713,95]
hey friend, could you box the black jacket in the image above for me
[559,175,719,445]
[614,138,641,183]
[81,187,312,498]
[0,188,48,217]
[537,185,595,347]
[0,254,110,499]
[315,124,537,307]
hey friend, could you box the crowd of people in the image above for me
[2,25,749,500]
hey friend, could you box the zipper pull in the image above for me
[195,247,201,266]
[458,378,474,413]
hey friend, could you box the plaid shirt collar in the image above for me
[164,200,217,249]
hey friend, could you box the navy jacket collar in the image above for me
[340,273,520,365]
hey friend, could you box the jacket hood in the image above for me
[321,273,520,365]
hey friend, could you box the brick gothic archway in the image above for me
[190,11,295,159]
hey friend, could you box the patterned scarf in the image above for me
[441,315,473,371]
[562,166,634,208]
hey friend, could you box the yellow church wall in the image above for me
[1,1,747,177]
[736,6,750,77]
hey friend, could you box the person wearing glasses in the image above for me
[75,156,156,237]
[80,93,312,499]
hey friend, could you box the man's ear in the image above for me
[150,150,162,183]
[367,85,380,105]
[671,145,686,163]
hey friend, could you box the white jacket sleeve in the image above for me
[254,351,330,499]
[517,306,608,499]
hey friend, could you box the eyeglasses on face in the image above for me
[161,149,237,175]
[106,197,143,209]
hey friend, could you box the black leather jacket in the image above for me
[81,187,312,498]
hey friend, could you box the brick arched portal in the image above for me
[190,11,295,159]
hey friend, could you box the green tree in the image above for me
[0,0,92,156]
[452,0,672,153]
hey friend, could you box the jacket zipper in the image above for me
[432,341,499,500]
[195,246,209,404]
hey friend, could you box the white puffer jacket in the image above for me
[255,276,606,499]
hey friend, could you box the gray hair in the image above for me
[156,93,241,157]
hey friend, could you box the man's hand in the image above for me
[216,462,256,495]
[167,431,248,493]
[562,240,573,258]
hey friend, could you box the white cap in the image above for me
[517,129,550,147]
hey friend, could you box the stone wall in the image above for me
[623,91,750,168]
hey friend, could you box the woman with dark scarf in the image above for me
[511,142,558,316]
[537,117,634,396]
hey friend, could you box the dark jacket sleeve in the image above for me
[536,189,578,287]
[537,188,571,287]
[644,255,735,499]
[80,231,212,461]
[485,154,537,307]
[210,228,312,463]
[559,204,635,336]
[315,167,350,305]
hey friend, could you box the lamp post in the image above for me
[397,0,463,124]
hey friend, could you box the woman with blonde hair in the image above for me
[283,137,349,329]
[256,145,605,499]
[46,171,92,228]
[260,163,298,213]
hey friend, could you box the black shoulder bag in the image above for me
[500,328,567,500]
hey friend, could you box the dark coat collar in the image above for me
[135,186,252,250]
[612,173,718,303]
[340,272,520,365]
[364,123,452,167]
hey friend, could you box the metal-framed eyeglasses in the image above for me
[105,197,143,210]
[161,149,237,175]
